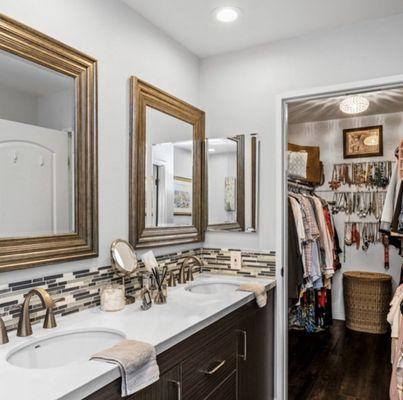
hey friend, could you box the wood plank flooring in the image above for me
[288,320,391,400]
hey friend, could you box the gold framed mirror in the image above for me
[129,78,205,248]
[0,14,98,271]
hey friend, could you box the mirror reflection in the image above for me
[207,134,259,232]
[145,107,194,227]
[0,49,75,238]
[111,239,138,275]
[207,138,238,225]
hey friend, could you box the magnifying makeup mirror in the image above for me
[110,239,138,304]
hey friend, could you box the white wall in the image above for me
[200,13,403,251]
[37,88,75,131]
[289,111,403,319]
[0,82,38,125]
[0,0,200,284]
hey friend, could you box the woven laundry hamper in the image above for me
[343,271,392,334]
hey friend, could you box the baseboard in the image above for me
[332,313,345,321]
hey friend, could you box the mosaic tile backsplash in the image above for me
[0,247,275,331]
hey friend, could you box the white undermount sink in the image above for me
[7,328,125,369]
[185,280,239,295]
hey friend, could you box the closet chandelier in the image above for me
[339,95,369,114]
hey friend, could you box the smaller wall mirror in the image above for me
[207,134,259,232]
[129,78,205,248]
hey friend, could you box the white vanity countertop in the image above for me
[0,274,275,400]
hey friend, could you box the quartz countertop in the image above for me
[0,274,275,400]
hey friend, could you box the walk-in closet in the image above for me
[286,88,403,399]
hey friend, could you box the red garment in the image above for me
[323,206,341,270]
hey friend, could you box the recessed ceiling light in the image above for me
[339,95,369,114]
[214,6,241,23]
[208,148,216,153]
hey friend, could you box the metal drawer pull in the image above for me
[201,359,226,375]
[169,379,182,400]
[238,330,247,361]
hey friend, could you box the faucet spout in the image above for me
[180,255,204,283]
[17,288,56,337]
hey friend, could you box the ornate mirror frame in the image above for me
[207,135,245,232]
[129,77,205,248]
[0,14,98,271]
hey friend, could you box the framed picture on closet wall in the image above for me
[343,125,383,159]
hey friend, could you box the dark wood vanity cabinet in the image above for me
[86,290,274,400]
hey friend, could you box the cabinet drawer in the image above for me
[205,372,237,400]
[182,331,237,400]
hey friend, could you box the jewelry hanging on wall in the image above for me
[331,190,387,218]
[329,161,393,190]
[343,221,382,258]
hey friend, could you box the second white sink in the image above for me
[7,328,125,369]
[185,281,239,295]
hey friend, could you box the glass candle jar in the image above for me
[100,284,126,312]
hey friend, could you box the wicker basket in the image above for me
[343,271,392,334]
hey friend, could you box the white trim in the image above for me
[274,73,403,400]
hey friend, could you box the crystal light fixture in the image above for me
[214,6,241,23]
[339,95,370,114]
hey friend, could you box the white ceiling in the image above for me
[288,88,403,124]
[122,0,403,57]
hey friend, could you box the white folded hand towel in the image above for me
[91,339,160,396]
[238,283,267,308]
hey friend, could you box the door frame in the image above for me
[275,73,403,400]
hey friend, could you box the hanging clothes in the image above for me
[288,199,304,299]
[388,285,403,400]
[288,183,339,333]
[381,157,402,234]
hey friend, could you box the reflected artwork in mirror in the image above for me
[0,49,75,238]
[0,14,98,271]
[207,134,259,232]
[145,107,194,228]
[129,78,205,248]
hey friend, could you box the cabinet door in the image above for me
[85,365,180,400]
[129,365,181,400]
[161,365,181,400]
[237,291,274,400]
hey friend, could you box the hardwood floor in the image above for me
[288,320,391,400]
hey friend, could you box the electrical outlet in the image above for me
[230,251,242,270]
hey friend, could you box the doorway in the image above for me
[276,75,403,400]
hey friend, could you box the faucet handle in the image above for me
[186,265,194,282]
[0,316,9,345]
[44,307,57,329]
[168,271,177,287]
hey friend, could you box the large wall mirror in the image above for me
[0,15,98,270]
[130,78,205,248]
[207,134,259,232]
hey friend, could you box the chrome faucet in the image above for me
[17,288,57,337]
[178,256,204,284]
[0,316,9,344]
